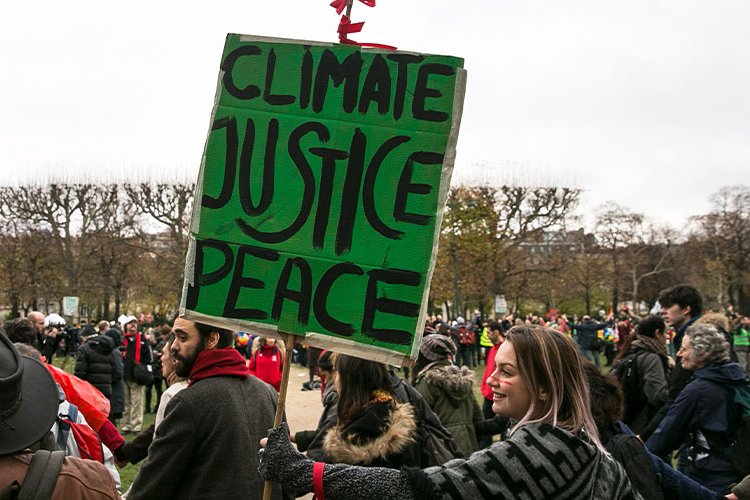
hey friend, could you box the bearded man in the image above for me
[127,318,285,500]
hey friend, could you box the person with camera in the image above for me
[120,315,153,434]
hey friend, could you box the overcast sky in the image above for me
[2,0,748,229]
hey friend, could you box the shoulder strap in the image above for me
[17,450,65,500]
[68,403,79,423]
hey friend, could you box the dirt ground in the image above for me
[283,362,329,434]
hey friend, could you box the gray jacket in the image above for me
[128,375,285,500]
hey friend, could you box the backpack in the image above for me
[731,383,750,474]
[605,432,664,500]
[609,353,646,425]
[57,404,104,463]
[0,450,65,500]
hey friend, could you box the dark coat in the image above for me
[414,360,483,455]
[152,338,166,379]
[567,319,610,350]
[623,345,669,435]
[128,375,285,500]
[74,335,117,397]
[295,381,338,455]
[646,361,749,494]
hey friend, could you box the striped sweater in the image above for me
[313,422,641,500]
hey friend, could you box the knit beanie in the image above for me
[420,334,457,361]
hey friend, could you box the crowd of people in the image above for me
[2,283,750,499]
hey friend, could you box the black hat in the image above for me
[0,331,58,454]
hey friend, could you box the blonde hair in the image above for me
[506,325,604,452]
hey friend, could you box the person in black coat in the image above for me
[75,332,117,397]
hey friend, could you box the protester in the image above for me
[583,362,727,500]
[735,316,750,373]
[144,324,169,413]
[127,317,285,500]
[564,312,613,369]
[15,342,122,491]
[260,325,638,499]
[3,317,39,348]
[114,331,189,467]
[104,327,125,426]
[641,285,703,442]
[74,325,118,400]
[646,323,749,494]
[314,354,422,468]
[27,310,46,346]
[120,315,153,434]
[477,320,509,447]
[292,350,338,457]
[413,334,482,455]
[249,335,286,392]
[0,332,119,499]
[609,315,670,434]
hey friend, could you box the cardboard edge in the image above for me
[232,33,449,58]
[180,309,412,366]
[412,67,468,360]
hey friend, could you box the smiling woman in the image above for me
[259,326,640,499]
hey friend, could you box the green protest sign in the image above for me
[180,34,466,364]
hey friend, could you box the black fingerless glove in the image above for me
[259,423,315,492]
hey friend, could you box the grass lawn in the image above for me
[52,355,159,492]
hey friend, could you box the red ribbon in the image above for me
[337,15,396,49]
[330,0,375,15]
[330,0,347,15]
[338,15,364,36]
[313,462,325,499]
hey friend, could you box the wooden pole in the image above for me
[262,333,298,500]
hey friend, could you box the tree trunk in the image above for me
[739,285,750,316]
[10,297,20,318]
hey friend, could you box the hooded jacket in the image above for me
[619,340,669,435]
[646,361,749,494]
[414,360,482,455]
[74,335,117,397]
[323,400,420,469]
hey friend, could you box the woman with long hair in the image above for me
[317,354,421,468]
[609,315,671,434]
[259,326,638,499]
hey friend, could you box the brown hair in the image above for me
[506,325,604,450]
[334,354,396,423]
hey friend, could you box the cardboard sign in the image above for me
[63,296,79,317]
[180,34,466,364]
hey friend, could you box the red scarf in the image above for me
[123,332,142,363]
[188,347,250,387]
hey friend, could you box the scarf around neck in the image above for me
[188,347,249,387]
[631,333,668,359]
[123,332,143,363]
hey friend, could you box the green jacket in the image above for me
[414,360,483,455]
